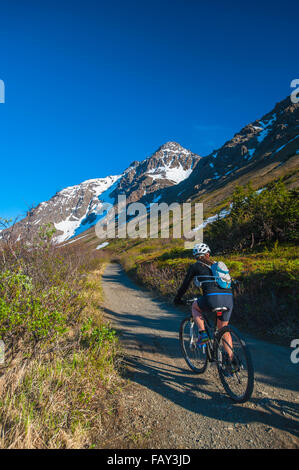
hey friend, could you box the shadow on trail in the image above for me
[102,264,299,440]
[124,354,299,439]
[103,305,184,358]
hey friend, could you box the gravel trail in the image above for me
[102,263,299,449]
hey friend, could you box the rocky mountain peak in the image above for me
[4,142,200,244]
[165,95,298,204]
[157,141,187,152]
[111,142,201,203]
[4,97,297,246]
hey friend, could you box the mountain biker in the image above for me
[174,243,234,362]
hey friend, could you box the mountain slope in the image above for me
[67,95,298,250]
[6,142,200,243]
[8,176,121,244]
[165,95,298,207]
[3,96,298,245]
[111,141,200,203]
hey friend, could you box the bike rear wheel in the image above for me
[180,317,208,374]
[215,326,254,403]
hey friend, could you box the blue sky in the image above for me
[0,0,298,220]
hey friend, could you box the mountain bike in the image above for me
[179,299,254,403]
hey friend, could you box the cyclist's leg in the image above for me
[192,301,205,331]
[216,300,234,360]
[217,319,233,360]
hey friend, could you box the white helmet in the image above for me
[193,243,211,257]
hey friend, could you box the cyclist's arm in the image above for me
[174,264,197,301]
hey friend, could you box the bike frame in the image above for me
[190,311,228,364]
[182,298,254,403]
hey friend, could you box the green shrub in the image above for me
[80,318,117,350]
[206,181,299,251]
[0,269,78,342]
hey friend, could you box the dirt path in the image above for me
[102,263,299,449]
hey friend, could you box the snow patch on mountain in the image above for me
[71,176,122,239]
[244,148,256,161]
[96,241,109,250]
[54,215,87,244]
[53,175,121,243]
[193,207,231,232]
[272,135,299,155]
[193,187,268,232]
[257,113,277,143]
[147,163,193,184]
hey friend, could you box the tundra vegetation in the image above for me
[0,221,141,448]
[0,180,298,447]
[107,182,299,343]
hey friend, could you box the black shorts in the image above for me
[197,293,233,322]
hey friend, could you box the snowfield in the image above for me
[53,175,121,243]
[146,163,193,184]
[96,241,109,250]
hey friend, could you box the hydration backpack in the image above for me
[210,261,232,289]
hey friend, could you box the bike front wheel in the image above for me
[215,326,254,403]
[180,317,209,374]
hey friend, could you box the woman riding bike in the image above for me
[174,243,237,373]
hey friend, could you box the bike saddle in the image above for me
[212,307,228,312]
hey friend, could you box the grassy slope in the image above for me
[64,169,299,346]
[103,237,299,346]
[0,241,156,448]
[188,154,299,211]
[1,151,297,448]
[66,161,299,249]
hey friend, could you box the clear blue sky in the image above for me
[0,0,298,220]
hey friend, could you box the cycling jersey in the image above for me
[176,260,233,299]
[175,260,233,321]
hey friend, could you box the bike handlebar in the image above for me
[184,298,198,305]
[174,298,198,306]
